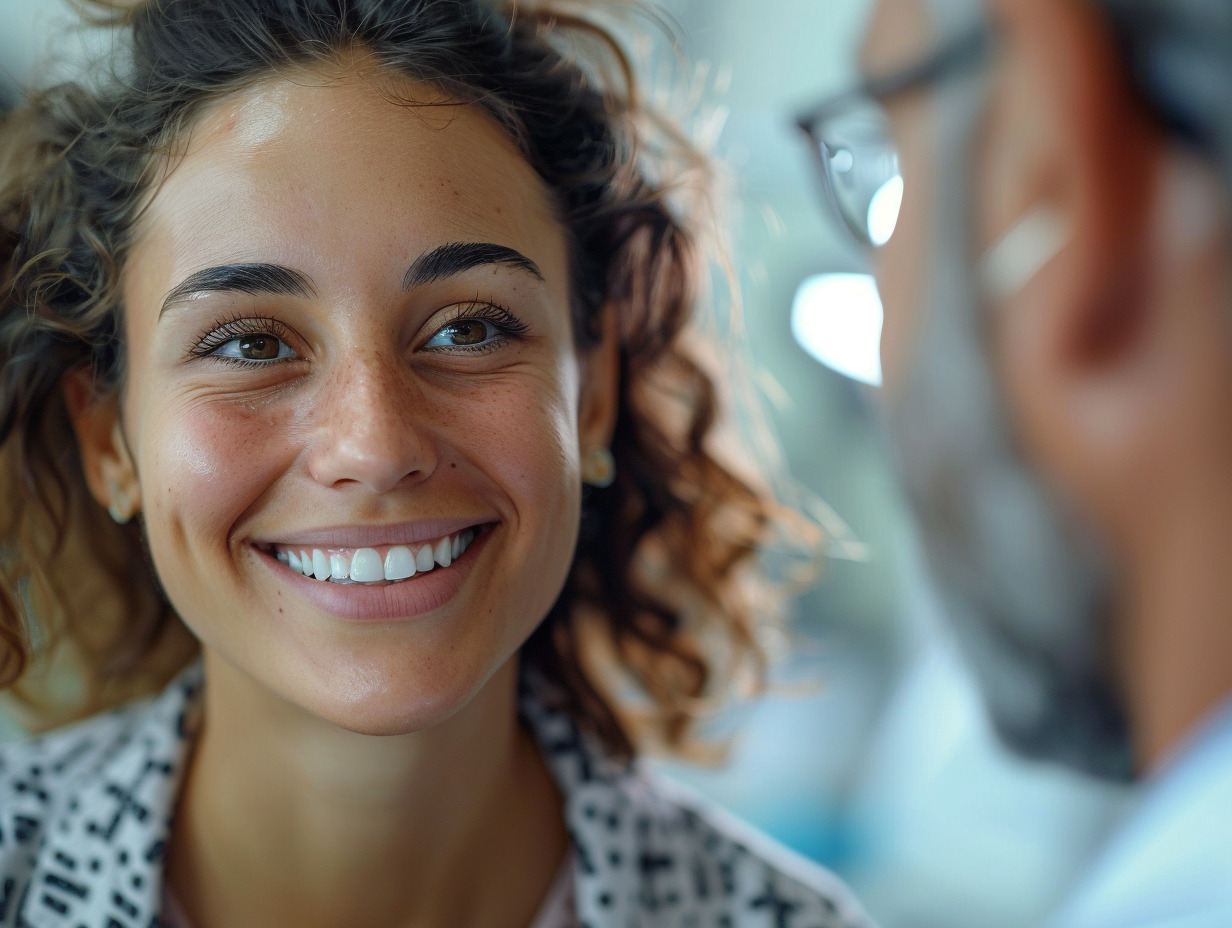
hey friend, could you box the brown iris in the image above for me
[239,335,280,360]
[440,320,487,346]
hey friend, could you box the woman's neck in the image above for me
[166,651,568,928]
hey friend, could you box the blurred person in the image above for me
[795,0,1231,924]
[0,1,876,926]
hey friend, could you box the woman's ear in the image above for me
[61,369,141,522]
[577,304,621,455]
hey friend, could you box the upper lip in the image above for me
[255,517,494,549]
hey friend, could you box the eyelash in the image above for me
[188,302,530,367]
[188,314,295,366]
[421,301,530,354]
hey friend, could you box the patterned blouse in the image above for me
[0,663,875,928]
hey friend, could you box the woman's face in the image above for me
[87,73,616,734]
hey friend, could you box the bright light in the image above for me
[791,273,883,386]
[867,174,903,247]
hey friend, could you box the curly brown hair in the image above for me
[0,0,807,759]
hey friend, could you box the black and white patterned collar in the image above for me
[4,662,872,928]
[9,666,202,927]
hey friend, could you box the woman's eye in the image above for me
[210,334,297,363]
[423,318,503,350]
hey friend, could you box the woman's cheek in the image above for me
[472,373,580,517]
[140,400,296,559]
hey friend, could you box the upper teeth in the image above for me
[271,528,478,584]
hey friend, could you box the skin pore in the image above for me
[64,66,621,928]
[864,0,1232,772]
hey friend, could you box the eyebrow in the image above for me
[401,242,543,290]
[158,242,544,320]
[159,264,315,318]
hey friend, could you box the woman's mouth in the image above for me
[257,527,481,586]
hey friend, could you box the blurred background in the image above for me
[0,1,1131,926]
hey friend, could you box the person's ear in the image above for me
[978,0,1165,474]
[980,0,1161,370]
[576,304,621,462]
[61,369,141,523]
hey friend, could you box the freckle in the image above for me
[278,608,283,614]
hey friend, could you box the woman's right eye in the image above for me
[190,315,302,366]
[208,334,298,364]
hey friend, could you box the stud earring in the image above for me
[581,446,616,488]
[107,482,133,525]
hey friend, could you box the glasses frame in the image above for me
[794,23,994,247]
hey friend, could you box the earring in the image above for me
[107,482,133,525]
[581,446,616,488]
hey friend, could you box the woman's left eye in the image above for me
[209,334,298,363]
[422,317,507,351]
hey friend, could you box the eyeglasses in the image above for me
[794,24,992,249]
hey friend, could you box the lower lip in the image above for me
[254,528,493,621]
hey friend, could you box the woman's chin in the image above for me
[279,653,516,738]
[313,692,477,738]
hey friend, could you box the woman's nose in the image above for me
[305,352,439,494]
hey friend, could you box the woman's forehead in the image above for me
[127,73,567,306]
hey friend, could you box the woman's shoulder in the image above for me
[521,677,877,927]
[0,669,199,925]
[1,702,150,836]
[566,763,877,927]
[0,668,199,815]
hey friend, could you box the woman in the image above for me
[0,1,870,925]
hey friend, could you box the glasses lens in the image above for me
[813,103,902,247]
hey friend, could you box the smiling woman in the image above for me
[0,1,870,926]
